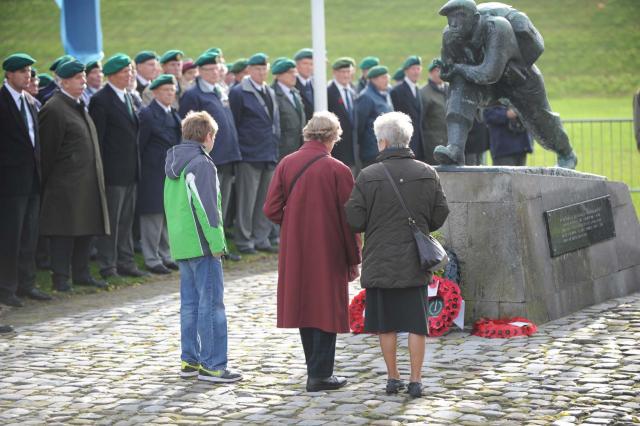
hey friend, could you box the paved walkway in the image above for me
[1,270,639,425]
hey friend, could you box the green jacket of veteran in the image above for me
[38,91,110,237]
[345,148,449,289]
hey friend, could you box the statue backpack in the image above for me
[477,2,545,66]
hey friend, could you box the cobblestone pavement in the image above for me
[1,270,639,425]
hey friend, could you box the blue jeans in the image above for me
[179,255,227,371]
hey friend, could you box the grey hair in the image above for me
[303,111,343,143]
[373,111,414,148]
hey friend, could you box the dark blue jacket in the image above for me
[356,84,393,163]
[484,105,534,159]
[179,77,241,166]
[228,77,280,163]
[390,80,424,161]
[137,100,181,214]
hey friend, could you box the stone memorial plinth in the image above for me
[436,166,640,324]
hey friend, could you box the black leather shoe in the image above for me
[100,269,120,279]
[306,376,347,392]
[163,261,179,271]
[117,267,150,278]
[385,378,406,394]
[0,325,14,333]
[223,253,242,262]
[17,288,52,301]
[238,247,257,255]
[0,295,24,308]
[256,246,279,254]
[148,264,171,275]
[407,382,423,398]
[74,277,108,289]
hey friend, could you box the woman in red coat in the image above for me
[264,111,361,392]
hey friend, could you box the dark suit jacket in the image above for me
[295,76,314,122]
[0,85,40,196]
[273,82,305,161]
[89,84,140,186]
[327,82,356,167]
[138,100,181,214]
[390,80,424,161]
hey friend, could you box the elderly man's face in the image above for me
[248,64,268,85]
[405,64,422,83]
[6,66,31,92]
[447,9,476,39]
[333,67,353,87]
[26,76,39,96]
[296,58,313,79]
[370,74,390,92]
[163,60,182,78]
[277,68,298,88]
[61,71,87,99]
[86,67,103,89]
[109,64,132,90]
[198,64,221,85]
[429,67,443,84]
[153,84,176,107]
[137,59,157,81]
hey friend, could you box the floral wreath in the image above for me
[471,317,538,338]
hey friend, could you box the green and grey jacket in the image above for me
[164,141,227,260]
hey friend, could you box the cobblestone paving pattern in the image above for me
[1,271,639,425]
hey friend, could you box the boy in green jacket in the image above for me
[164,110,242,383]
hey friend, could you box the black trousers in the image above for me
[49,236,93,285]
[0,193,39,297]
[299,327,337,378]
[492,153,527,166]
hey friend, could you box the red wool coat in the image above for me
[264,141,361,333]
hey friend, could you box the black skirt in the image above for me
[363,286,429,335]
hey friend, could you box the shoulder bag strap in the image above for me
[285,153,329,201]
[380,161,418,227]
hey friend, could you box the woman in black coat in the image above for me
[345,112,449,398]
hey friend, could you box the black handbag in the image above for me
[381,162,449,273]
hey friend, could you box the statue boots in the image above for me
[433,120,468,165]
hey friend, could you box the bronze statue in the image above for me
[434,0,578,169]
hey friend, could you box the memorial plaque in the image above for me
[544,196,616,257]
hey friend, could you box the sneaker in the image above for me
[197,367,243,383]
[385,378,406,394]
[180,360,200,378]
[407,382,423,398]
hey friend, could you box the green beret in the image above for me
[49,54,74,72]
[359,56,380,70]
[230,59,248,73]
[149,74,176,90]
[103,53,132,76]
[367,65,388,79]
[86,60,101,73]
[37,73,53,88]
[439,0,478,16]
[134,50,158,64]
[248,53,268,66]
[160,50,184,64]
[272,58,296,75]
[194,51,220,67]
[402,55,422,70]
[392,68,405,82]
[56,59,85,79]
[2,53,36,72]
[294,48,313,61]
[428,58,442,72]
[332,57,355,70]
[206,47,222,56]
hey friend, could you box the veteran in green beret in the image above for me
[134,50,159,96]
[271,58,305,160]
[230,58,249,86]
[390,55,424,160]
[293,48,314,122]
[38,73,54,89]
[142,49,184,108]
[356,56,379,94]
[38,59,110,291]
[81,59,103,106]
[392,68,405,85]
[89,53,148,279]
[420,58,449,165]
[37,54,74,105]
[327,57,358,171]
[26,68,41,110]
[0,53,53,305]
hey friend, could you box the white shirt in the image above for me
[404,76,418,97]
[155,99,172,113]
[297,76,312,87]
[277,81,297,107]
[249,77,266,93]
[4,82,35,147]
[137,75,150,86]
[107,81,127,103]
[333,81,353,110]
[200,78,215,92]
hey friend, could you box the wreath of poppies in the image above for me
[348,275,462,337]
[471,317,538,338]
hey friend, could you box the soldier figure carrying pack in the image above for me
[433,0,578,169]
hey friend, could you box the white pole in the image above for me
[311,0,328,112]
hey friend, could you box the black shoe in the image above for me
[148,264,171,275]
[100,269,120,279]
[73,277,108,289]
[385,378,406,394]
[163,261,179,271]
[238,247,257,255]
[0,295,24,308]
[306,376,347,392]
[0,325,14,333]
[407,382,423,398]
[17,288,52,301]
[223,253,242,262]
[117,266,150,278]
[256,246,279,254]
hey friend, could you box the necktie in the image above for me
[343,88,352,112]
[124,93,134,119]
[19,95,29,128]
[214,85,221,99]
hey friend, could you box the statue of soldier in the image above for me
[433,0,578,169]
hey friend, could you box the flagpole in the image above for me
[311,0,328,112]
